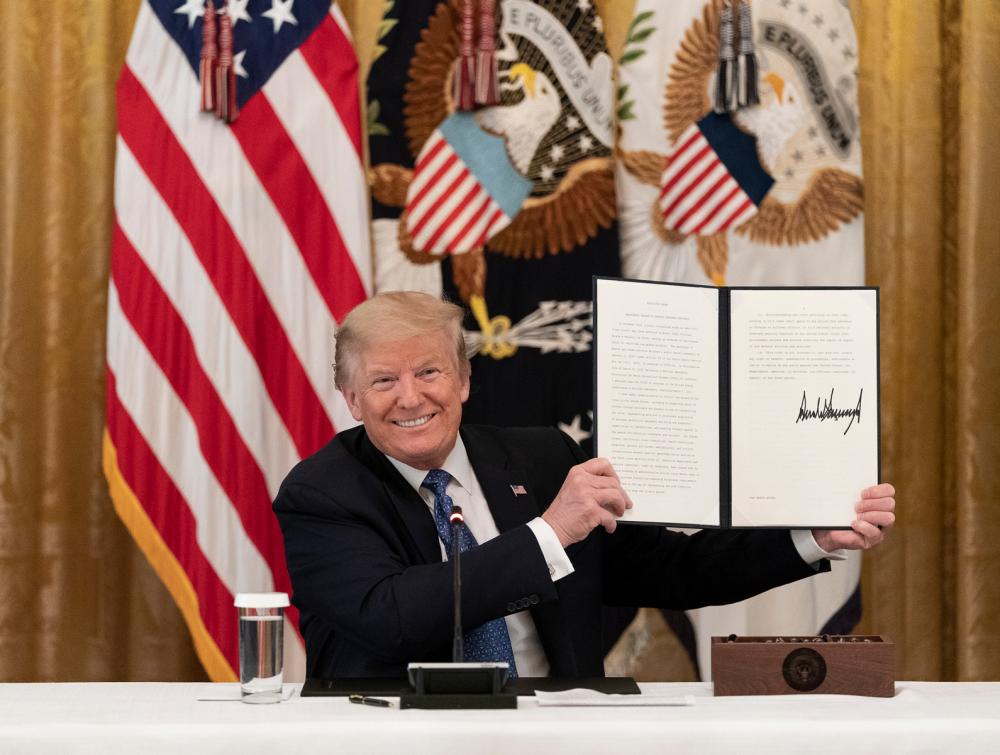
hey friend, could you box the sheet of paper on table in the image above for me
[534,689,696,707]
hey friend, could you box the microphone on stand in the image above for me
[403,507,511,707]
[449,505,465,663]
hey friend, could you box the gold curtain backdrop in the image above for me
[0,0,996,682]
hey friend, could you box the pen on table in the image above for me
[349,694,394,708]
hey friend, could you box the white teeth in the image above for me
[395,415,432,428]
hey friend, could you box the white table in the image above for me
[1,682,998,754]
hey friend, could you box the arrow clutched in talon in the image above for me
[462,299,592,359]
[469,295,518,360]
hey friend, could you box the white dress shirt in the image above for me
[388,435,571,676]
[387,437,845,676]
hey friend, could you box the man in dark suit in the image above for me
[274,292,895,680]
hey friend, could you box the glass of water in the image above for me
[234,593,289,704]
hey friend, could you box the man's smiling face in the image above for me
[342,331,470,470]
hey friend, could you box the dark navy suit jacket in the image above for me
[273,424,824,679]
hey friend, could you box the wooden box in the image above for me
[711,635,894,697]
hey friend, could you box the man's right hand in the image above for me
[542,458,634,548]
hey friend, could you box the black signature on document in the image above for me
[795,388,862,436]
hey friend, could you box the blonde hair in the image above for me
[334,291,470,390]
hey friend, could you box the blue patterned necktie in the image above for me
[421,468,518,678]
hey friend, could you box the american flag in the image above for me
[659,112,774,236]
[104,0,370,681]
[405,113,531,255]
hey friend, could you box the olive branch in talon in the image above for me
[371,0,396,65]
[367,0,397,137]
[617,10,656,122]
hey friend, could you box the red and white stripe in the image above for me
[659,124,758,236]
[406,131,508,254]
[106,1,370,679]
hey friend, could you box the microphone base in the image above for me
[403,663,514,709]
[399,692,517,709]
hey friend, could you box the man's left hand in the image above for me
[812,483,895,552]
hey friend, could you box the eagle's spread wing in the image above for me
[403,1,460,158]
[736,168,864,246]
[663,0,724,144]
[618,148,666,188]
[369,163,413,208]
[489,158,616,258]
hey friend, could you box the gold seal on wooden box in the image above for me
[711,635,894,697]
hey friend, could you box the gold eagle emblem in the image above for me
[369,0,616,309]
[618,0,863,285]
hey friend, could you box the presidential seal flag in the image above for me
[617,0,864,286]
[368,0,618,449]
[614,0,865,678]
[104,0,371,681]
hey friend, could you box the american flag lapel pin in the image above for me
[510,484,527,496]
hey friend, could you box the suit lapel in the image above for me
[356,432,441,565]
[461,426,540,532]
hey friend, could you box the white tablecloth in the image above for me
[1,682,998,754]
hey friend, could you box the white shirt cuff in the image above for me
[526,518,575,582]
[790,529,848,565]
